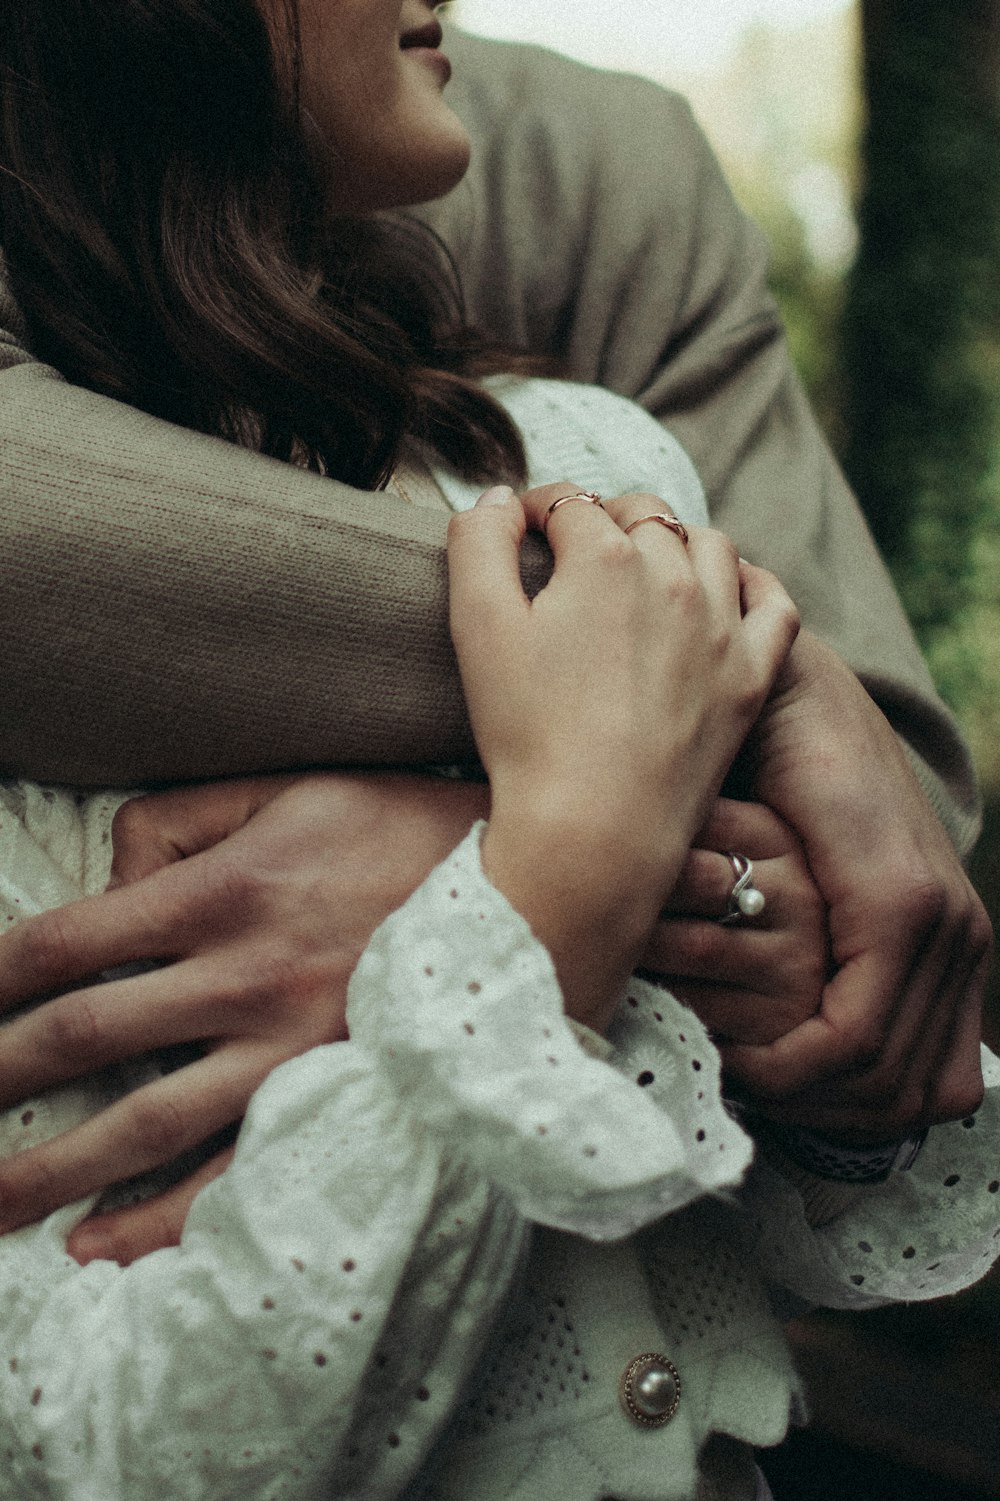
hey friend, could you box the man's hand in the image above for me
[720,631,992,1138]
[0,772,488,1259]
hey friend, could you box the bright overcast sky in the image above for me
[452,0,851,75]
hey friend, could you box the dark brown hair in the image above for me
[0,0,527,488]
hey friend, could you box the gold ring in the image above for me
[543,491,604,536]
[622,513,690,546]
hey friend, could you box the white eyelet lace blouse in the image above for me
[0,382,997,1501]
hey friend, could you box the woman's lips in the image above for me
[402,45,451,84]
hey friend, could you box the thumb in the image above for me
[108,778,292,888]
[447,487,528,659]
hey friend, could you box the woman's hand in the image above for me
[643,797,830,1046]
[0,771,488,1252]
[449,483,801,1032]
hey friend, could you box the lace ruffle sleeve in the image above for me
[0,821,750,1500]
[741,1047,1000,1309]
[348,825,753,1241]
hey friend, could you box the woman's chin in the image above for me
[333,126,472,213]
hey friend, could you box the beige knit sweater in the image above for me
[0,29,980,859]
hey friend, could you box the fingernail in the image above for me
[475,485,515,507]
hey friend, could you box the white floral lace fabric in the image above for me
[1,793,998,1501]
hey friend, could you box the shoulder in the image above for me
[440,27,710,197]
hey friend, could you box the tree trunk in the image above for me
[843,0,1000,645]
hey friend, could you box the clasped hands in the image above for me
[0,484,990,1266]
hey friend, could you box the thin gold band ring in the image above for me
[543,491,604,536]
[622,513,690,546]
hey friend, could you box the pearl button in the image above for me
[619,1353,681,1427]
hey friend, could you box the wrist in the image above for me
[481,795,676,1033]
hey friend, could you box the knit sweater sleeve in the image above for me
[1,28,982,847]
[3,260,539,786]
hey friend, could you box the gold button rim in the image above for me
[619,1351,681,1428]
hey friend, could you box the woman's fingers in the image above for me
[0,1048,269,1234]
[644,797,829,1043]
[646,919,824,1033]
[518,480,609,538]
[662,848,749,918]
[68,1148,236,1267]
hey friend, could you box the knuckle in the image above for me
[881,1085,929,1137]
[929,1077,985,1125]
[710,620,736,658]
[732,670,764,717]
[110,796,154,846]
[715,531,742,572]
[0,1148,60,1217]
[854,1043,906,1094]
[839,1023,886,1075]
[895,868,949,934]
[128,1094,187,1160]
[799,877,826,922]
[681,923,725,972]
[926,1049,986,1124]
[968,901,994,965]
[842,1070,927,1135]
[775,592,801,642]
[231,949,320,1015]
[828,1008,888,1080]
[43,993,109,1068]
[593,528,634,569]
[197,857,265,920]
[14,908,78,980]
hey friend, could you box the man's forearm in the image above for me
[0,30,980,848]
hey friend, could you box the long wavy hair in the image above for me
[0,0,527,489]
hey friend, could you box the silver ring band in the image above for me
[719,852,765,924]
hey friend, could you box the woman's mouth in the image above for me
[399,22,451,83]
